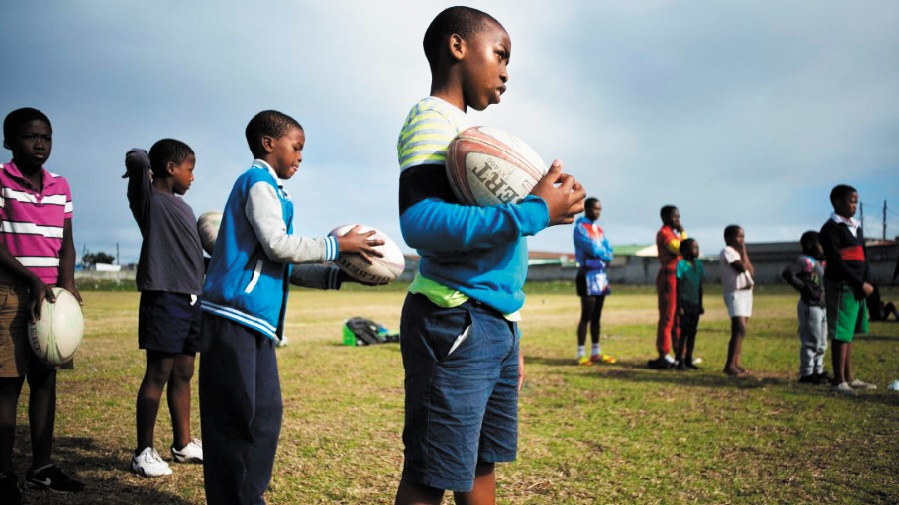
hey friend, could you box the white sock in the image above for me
[591,343,601,356]
[577,345,586,359]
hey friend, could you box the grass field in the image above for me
[11,283,899,504]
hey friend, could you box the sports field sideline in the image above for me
[12,283,899,504]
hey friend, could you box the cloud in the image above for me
[1,1,897,263]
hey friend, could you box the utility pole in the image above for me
[884,200,888,240]
[860,202,865,230]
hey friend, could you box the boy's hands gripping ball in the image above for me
[329,224,404,285]
[29,287,84,366]
[446,126,549,206]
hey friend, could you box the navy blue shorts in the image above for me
[399,293,519,492]
[138,291,202,354]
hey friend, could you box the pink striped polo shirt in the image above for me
[0,161,73,284]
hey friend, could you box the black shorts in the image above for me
[575,269,606,298]
[139,291,202,354]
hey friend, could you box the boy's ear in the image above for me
[448,33,466,62]
[260,135,275,154]
[166,160,177,175]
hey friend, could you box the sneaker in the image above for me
[591,354,616,364]
[577,356,593,366]
[799,374,820,384]
[664,354,677,364]
[0,471,22,505]
[831,382,858,396]
[691,357,703,365]
[24,464,85,493]
[171,438,203,463]
[131,448,172,477]
[648,358,673,369]
[849,379,877,390]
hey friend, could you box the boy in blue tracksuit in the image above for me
[573,197,616,365]
[393,7,586,504]
[198,110,381,505]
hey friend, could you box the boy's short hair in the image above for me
[723,225,742,241]
[799,231,819,252]
[423,6,503,71]
[660,205,678,222]
[679,238,697,257]
[829,184,857,204]
[584,197,598,208]
[148,139,194,176]
[245,110,303,157]
[4,107,51,141]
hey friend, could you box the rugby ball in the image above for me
[329,224,405,285]
[28,287,84,366]
[197,210,223,256]
[446,126,548,206]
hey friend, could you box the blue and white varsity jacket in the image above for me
[201,161,340,339]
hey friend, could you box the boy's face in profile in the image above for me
[688,242,699,260]
[664,209,681,230]
[264,127,305,180]
[807,239,823,259]
[726,228,745,248]
[459,21,511,111]
[833,191,858,219]
[171,154,196,196]
[4,119,52,173]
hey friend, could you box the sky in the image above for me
[2,0,898,264]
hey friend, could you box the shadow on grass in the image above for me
[526,356,899,406]
[857,333,899,341]
[12,434,196,505]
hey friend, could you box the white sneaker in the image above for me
[831,382,858,396]
[171,438,203,463]
[664,354,676,364]
[131,447,172,477]
[849,379,877,390]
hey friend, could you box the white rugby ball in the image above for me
[329,224,405,285]
[28,287,84,366]
[446,126,548,206]
[197,210,223,256]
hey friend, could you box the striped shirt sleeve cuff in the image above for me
[324,236,339,262]
[328,266,342,290]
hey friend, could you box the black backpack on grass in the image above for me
[343,317,399,346]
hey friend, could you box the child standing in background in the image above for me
[720,225,754,376]
[674,238,703,370]
[123,141,204,478]
[650,205,686,369]
[573,197,615,366]
[781,231,828,385]
[820,184,876,395]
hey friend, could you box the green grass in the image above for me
[13,284,899,504]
